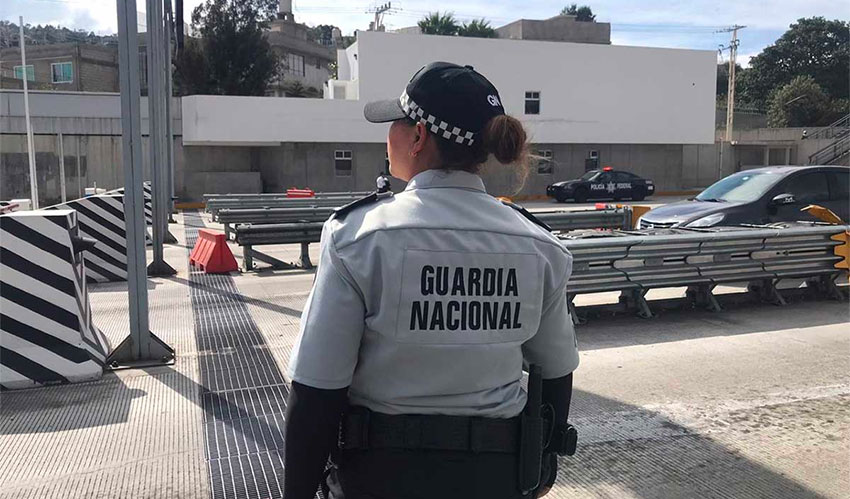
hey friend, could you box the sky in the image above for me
[1,0,846,67]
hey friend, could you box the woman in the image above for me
[284,62,579,499]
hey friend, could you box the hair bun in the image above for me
[482,115,528,165]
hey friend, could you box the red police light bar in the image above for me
[602,166,613,171]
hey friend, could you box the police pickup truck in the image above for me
[546,167,655,203]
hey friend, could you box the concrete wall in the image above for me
[0,91,183,206]
[496,16,611,44]
[183,32,716,146]
[356,31,716,144]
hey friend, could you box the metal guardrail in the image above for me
[560,223,848,320]
[204,191,370,202]
[235,222,324,271]
[230,208,636,270]
[218,206,336,238]
[221,206,632,239]
[206,195,362,219]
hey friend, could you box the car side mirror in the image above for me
[770,193,796,206]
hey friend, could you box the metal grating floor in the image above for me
[184,212,289,499]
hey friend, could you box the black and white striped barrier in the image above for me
[107,182,153,227]
[46,194,129,283]
[0,210,111,389]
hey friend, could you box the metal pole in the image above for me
[19,17,38,209]
[108,0,174,366]
[164,0,177,223]
[58,132,66,203]
[146,0,176,273]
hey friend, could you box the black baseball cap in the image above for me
[364,61,505,146]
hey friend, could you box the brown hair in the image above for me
[405,114,529,177]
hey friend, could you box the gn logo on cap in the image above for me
[487,95,501,107]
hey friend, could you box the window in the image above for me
[778,172,830,204]
[51,62,73,83]
[285,53,305,77]
[13,65,34,81]
[614,172,632,182]
[536,150,553,175]
[828,171,849,200]
[335,150,352,177]
[524,91,540,115]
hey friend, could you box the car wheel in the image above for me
[632,189,646,202]
[573,188,588,203]
[555,194,567,203]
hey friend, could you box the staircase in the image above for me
[808,114,850,165]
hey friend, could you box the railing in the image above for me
[807,113,850,141]
[559,223,848,320]
[206,195,364,219]
[808,133,850,165]
[230,208,639,270]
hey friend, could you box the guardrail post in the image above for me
[619,289,653,318]
[300,242,313,269]
[243,245,254,271]
[748,279,787,306]
[686,284,722,312]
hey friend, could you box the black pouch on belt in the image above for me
[518,365,545,496]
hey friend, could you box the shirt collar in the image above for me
[404,169,487,193]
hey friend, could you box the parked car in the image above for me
[637,165,850,229]
[546,167,655,203]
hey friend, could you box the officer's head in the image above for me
[364,62,528,182]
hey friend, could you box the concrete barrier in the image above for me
[0,210,111,389]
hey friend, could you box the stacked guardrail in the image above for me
[560,223,849,319]
[205,192,368,220]
[229,206,636,271]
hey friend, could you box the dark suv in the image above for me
[638,166,850,229]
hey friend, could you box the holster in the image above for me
[518,365,545,496]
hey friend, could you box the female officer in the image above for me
[284,62,579,499]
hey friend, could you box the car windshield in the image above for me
[695,171,782,203]
[580,171,599,181]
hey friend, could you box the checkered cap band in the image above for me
[399,90,476,146]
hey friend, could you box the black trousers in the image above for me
[324,448,529,499]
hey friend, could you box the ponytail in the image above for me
[428,114,530,180]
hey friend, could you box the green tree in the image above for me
[176,0,279,96]
[418,12,459,36]
[458,19,497,38]
[766,76,845,127]
[716,62,743,99]
[739,17,849,109]
[560,4,596,22]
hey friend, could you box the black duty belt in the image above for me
[339,407,520,454]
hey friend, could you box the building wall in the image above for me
[0,44,119,93]
[496,16,611,44]
[355,31,716,145]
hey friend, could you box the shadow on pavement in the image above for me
[556,389,827,498]
[577,297,849,351]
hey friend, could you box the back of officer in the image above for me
[284,62,579,499]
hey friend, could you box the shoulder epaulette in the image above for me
[332,191,393,220]
[500,200,552,232]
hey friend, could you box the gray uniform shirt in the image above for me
[288,169,579,418]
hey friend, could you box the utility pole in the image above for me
[718,25,746,142]
[19,17,38,209]
[369,2,391,31]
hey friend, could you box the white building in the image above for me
[180,30,717,198]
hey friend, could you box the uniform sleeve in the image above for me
[287,222,366,389]
[522,254,580,379]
